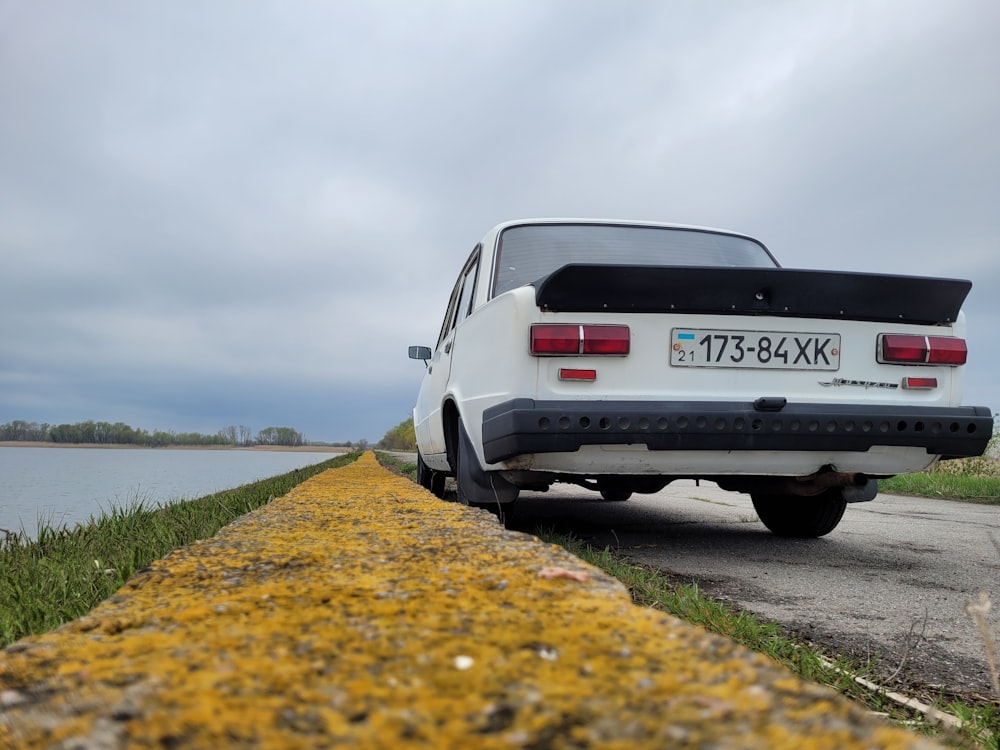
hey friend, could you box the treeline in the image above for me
[256,427,304,447]
[378,417,416,451]
[0,420,306,448]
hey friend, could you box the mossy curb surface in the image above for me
[0,453,939,748]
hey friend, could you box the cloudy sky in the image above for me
[1,1,997,443]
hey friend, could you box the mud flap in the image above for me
[457,421,519,506]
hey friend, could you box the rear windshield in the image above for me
[493,224,778,296]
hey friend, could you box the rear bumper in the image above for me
[481,398,993,464]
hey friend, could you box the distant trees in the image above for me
[47,421,155,445]
[0,420,50,442]
[44,420,230,447]
[378,417,416,451]
[255,427,304,447]
[218,425,256,447]
[0,420,308,448]
[0,419,414,450]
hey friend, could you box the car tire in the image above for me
[454,418,519,510]
[751,490,847,538]
[430,472,445,498]
[599,489,633,502]
[417,452,432,489]
[417,452,446,498]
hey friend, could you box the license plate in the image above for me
[671,328,841,370]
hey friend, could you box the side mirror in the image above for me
[408,346,432,361]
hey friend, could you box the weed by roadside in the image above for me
[376,454,417,480]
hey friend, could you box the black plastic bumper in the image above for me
[481,398,993,464]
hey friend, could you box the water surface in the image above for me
[0,447,339,537]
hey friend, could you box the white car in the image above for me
[408,219,991,537]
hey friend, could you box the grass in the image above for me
[0,451,360,648]
[881,430,1000,503]
[880,472,1000,502]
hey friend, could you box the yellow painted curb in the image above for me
[0,452,940,748]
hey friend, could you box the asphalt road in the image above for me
[501,480,1000,700]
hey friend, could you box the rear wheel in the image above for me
[417,452,445,497]
[599,488,633,502]
[751,489,847,538]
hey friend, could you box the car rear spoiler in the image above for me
[533,265,972,326]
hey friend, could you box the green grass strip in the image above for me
[0,452,360,648]
[880,473,1000,503]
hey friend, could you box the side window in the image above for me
[435,246,481,348]
[455,257,479,326]
[436,282,462,349]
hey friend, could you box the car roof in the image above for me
[482,218,761,244]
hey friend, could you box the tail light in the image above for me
[878,334,967,365]
[530,324,630,356]
[529,324,580,354]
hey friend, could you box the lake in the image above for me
[0,446,342,538]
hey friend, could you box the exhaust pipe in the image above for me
[719,468,878,503]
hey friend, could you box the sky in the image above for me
[1,1,998,443]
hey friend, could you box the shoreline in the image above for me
[0,441,352,453]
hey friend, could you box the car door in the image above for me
[414,248,480,459]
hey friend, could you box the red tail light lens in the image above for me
[879,334,927,363]
[583,325,630,355]
[927,337,967,365]
[878,334,967,366]
[530,324,630,356]
[531,324,582,354]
